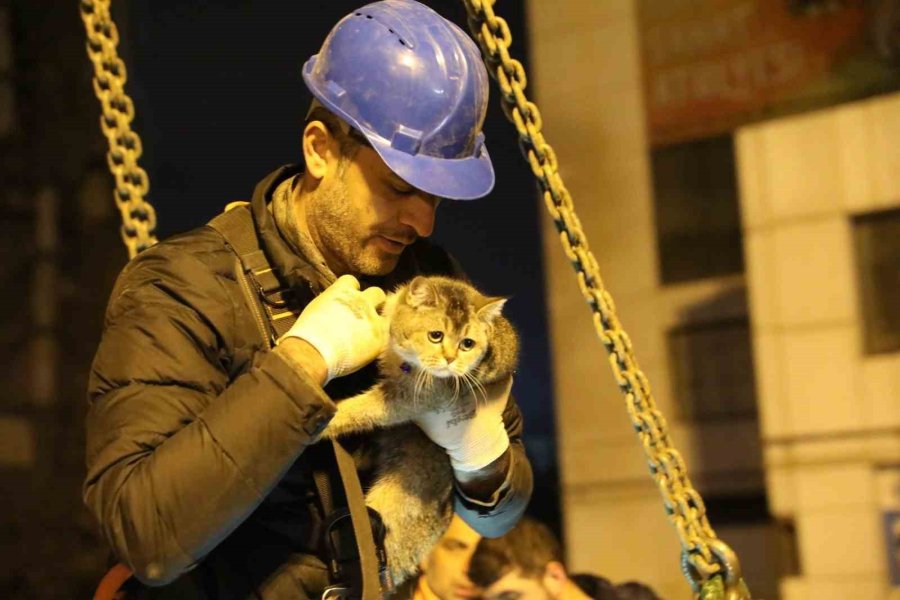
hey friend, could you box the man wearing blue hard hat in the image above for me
[83,1,533,599]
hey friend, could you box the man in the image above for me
[83,1,532,598]
[396,515,482,600]
[468,519,661,600]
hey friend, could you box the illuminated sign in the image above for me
[637,0,900,146]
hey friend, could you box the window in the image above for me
[651,135,744,284]
[853,208,900,355]
[668,317,758,422]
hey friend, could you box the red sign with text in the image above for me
[637,0,898,146]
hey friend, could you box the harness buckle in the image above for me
[321,585,354,600]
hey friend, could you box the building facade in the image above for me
[527,0,900,598]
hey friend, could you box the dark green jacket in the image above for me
[84,166,533,599]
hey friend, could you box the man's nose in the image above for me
[399,193,438,238]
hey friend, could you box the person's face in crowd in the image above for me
[479,562,568,600]
[423,516,483,600]
[302,121,441,277]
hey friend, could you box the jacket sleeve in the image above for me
[83,244,335,586]
[452,395,533,538]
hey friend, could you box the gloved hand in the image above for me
[414,376,513,472]
[279,275,388,384]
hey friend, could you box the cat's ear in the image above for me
[477,296,508,322]
[406,276,438,308]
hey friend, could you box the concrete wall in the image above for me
[737,93,900,600]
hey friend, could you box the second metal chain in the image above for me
[80,0,158,258]
[459,0,750,596]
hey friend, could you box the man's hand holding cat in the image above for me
[414,376,512,472]
[278,274,388,385]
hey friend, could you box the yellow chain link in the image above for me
[80,0,158,259]
[459,1,751,597]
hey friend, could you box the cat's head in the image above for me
[386,276,507,379]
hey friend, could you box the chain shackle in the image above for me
[684,541,752,599]
[80,0,158,258]
[459,1,751,597]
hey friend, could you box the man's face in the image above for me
[307,144,441,277]
[423,516,482,600]
[480,569,555,600]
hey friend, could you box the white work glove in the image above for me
[279,274,388,384]
[414,377,513,472]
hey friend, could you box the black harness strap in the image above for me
[209,203,383,600]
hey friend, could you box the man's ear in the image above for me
[302,120,337,180]
[542,562,567,600]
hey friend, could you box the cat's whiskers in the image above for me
[413,358,441,407]
[460,371,477,404]
[463,371,489,406]
[413,366,428,408]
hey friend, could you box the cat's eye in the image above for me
[427,331,444,343]
[459,338,476,351]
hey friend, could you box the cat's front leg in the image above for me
[319,383,418,439]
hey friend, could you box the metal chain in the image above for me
[80,0,158,258]
[459,1,750,597]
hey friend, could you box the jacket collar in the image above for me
[250,164,333,293]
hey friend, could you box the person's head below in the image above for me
[296,0,494,278]
[418,515,483,600]
[612,582,662,600]
[467,517,581,600]
[468,518,662,600]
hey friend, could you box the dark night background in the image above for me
[0,1,558,596]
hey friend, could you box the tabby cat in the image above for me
[318,275,519,586]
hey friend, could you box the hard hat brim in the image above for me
[368,136,495,201]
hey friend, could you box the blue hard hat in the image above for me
[302,0,494,200]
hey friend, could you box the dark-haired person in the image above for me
[469,518,662,600]
[612,581,663,600]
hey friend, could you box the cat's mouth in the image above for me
[426,366,455,379]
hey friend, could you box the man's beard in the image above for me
[309,172,403,277]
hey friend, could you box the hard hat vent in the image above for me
[354,10,412,48]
